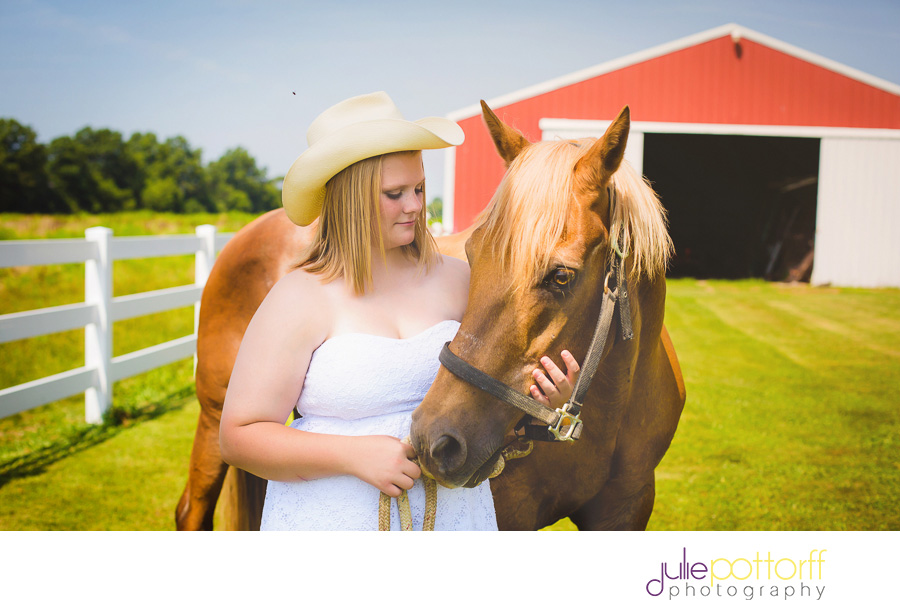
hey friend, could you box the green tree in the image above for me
[207,147,280,213]
[0,119,60,212]
[47,127,140,213]
[4,119,281,214]
[133,134,212,213]
[427,196,442,225]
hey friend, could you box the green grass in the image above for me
[1,213,899,530]
[647,280,900,531]
[0,362,199,530]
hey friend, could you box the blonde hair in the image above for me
[476,139,672,291]
[297,151,439,294]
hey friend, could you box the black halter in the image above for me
[438,187,634,442]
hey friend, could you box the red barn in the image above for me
[444,23,900,287]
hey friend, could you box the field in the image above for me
[1,213,898,530]
[652,279,899,530]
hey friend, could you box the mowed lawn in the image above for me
[1,213,898,530]
[650,280,899,531]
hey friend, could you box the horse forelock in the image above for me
[475,140,578,291]
[475,139,672,291]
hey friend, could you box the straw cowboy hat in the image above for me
[282,91,465,226]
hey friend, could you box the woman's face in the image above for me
[379,152,425,250]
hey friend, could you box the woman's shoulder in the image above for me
[252,268,332,342]
[415,254,469,319]
[268,267,328,304]
[430,254,469,290]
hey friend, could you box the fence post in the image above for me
[194,225,217,373]
[85,226,113,424]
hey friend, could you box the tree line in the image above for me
[0,118,281,214]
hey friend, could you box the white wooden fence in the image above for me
[0,225,234,423]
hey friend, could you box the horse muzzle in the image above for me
[410,417,508,489]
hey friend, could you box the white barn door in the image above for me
[813,138,900,288]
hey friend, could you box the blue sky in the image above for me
[2,0,898,197]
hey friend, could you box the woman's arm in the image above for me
[218,271,420,497]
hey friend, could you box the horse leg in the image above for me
[176,402,229,531]
[568,474,656,531]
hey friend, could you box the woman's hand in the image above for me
[348,435,422,497]
[529,350,581,408]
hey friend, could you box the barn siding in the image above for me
[812,138,900,287]
[453,114,504,231]
[449,25,900,287]
[451,30,900,234]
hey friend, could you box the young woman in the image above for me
[219,92,579,530]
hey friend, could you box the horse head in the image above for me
[411,101,673,492]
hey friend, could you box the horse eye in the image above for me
[544,267,577,291]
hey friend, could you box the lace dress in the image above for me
[259,320,497,531]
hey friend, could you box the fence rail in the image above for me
[0,225,234,422]
[0,239,99,267]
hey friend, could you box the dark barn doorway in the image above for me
[642,134,820,280]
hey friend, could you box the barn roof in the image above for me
[448,23,900,127]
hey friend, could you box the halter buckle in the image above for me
[548,403,582,442]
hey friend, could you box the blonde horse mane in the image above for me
[475,139,673,290]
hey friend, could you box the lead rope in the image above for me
[377,437,534,530]
[378,438,437,531]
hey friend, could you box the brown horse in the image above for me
[410,103,685,530]
[176,102,685,531]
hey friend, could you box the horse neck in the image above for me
[436,224,477,261]
[589,266,666,406]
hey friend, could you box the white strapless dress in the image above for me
[259,319,497,531]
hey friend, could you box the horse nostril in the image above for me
[430,434,467,476]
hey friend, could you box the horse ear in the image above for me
[481,100,531,167]
[575,105,630,189]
